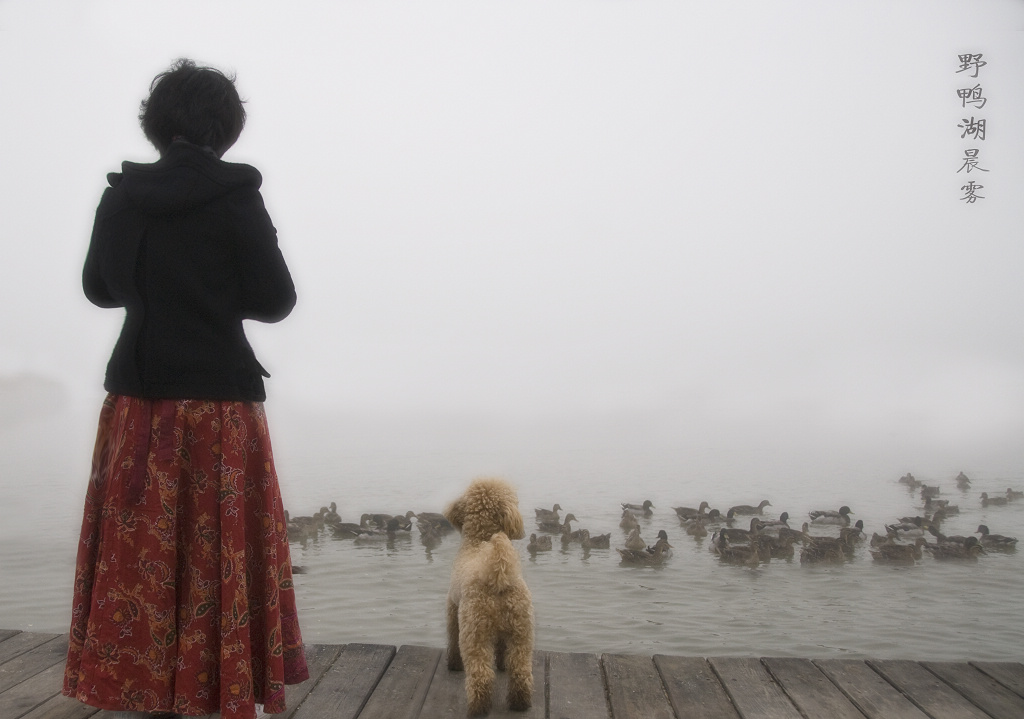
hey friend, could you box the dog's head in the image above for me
[444,477,525,541]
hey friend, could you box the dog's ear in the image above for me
[444,497,465,531]
[501,501,525,540]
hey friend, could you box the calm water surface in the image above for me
[2,397,1022,661]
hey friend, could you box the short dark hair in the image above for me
[139,58,246,156]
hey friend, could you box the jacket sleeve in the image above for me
[82,190,122,308]
[230,187,297,323]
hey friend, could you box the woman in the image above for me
[63,59,309,719]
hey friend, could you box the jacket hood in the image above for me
[109,140,262,215]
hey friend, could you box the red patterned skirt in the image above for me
[63,395,309,718]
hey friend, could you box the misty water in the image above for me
[2,392,1022,662]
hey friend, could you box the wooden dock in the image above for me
[3,630,1023,718]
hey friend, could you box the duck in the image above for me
[758,512,790,533]
[717,517,765,544]
[534,504,563,522]
[329,518,377,539]
[619,509,640,531]
[1006,488,1024,501]
[928,535,984,560]
[685,518,708,538]
[618,540,672,565]
[560,523,585,546]
[672,501,710,521]
[754,533,795,559]
[728,500,772,516]
[713,534,764,566]
[777,522,811,545]
[885,517,928,538]
[898,472,922,489]
[839,521,866,545]
[527,533,552,553]
[624,528,646,551]
[809,506,853,526]
[926,526,971,545]
[580,529,611,549]
[981,492,1009,507]
[646,530,672,556]
[920,485,941,500]
[870,531,895,547]
[955,471,972,489]
[870,537,927,563]
[800,539,848,565]
[413,512,455,534]
[538,513,577,534]
[621,500,655,517]
[322,502,342,526]
[976,524,1018,549]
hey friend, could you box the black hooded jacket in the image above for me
[83,140,296,402]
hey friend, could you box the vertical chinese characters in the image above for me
[955,53,988,203]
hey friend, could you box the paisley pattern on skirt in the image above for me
[63,395,309,718]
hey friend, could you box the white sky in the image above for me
[1,1,1023,463]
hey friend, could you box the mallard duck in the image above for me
[538,512,577,534]
[1006,488,1024,501]
[534,503,563,522]
[621,500,655,517]
[920,485,940,500]
[330,519,378,539]
[839,520,865,545]
[685,518,708,538]
[718,517,764,543]
[976,524,1018,548]
[560,524,585,545]
[870,531,895,547]
[755,533,795,559]
[885,517,928,538]
[981,492,1009,507]
[322,502,342,526]
[646,530,671,554]
[672,501,710,520]
[361,512,413,530]
[728,500,772,516]
[527,533,552,553]
[955,471,972,489]
[809,506,853,525]
[713,534,763,566]
[870,537,927,563]
[898,472,922,488]
[624,528,646,551]
[928,535,984,560]
[618,540,671,565]
[926,527,970,545]
[619,509,640,531]
[580,529,611,549]
[800,539,848,564]
[413,512,455,533]
[777,522,811,544]
[761,511,790,527]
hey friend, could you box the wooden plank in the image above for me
[549,651,611,719]
[291,643,394,719]
[358,645,440,719]
[19,694,99,719]
[708,657,802,719]
[762,657,865,719]
[0,659,65,719]
[0,633,60,666]
[418,650,544,718]
[487,651,545,719]
[0,630,20,644]
[275,642,344,719]
[418,652,466,718]
[602,653,674,719]
[868,660,990,719]
[971,661,1024,698]
[814,659,929,719]
[0,635,69,693]
[653,655,739,719]
[923,661,1024,719]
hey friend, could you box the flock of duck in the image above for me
[284,471,1019,569]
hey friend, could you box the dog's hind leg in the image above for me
[446,599,463,671]
[460,621,496,716]
[504,631,534,711]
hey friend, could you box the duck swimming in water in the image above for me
[809,505,853,526]
[621,500,655,517]
[728,500,772,516]
[976,524,1017,549]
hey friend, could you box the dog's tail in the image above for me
[483,532,522,592]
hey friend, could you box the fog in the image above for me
[2,1,1023,484]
